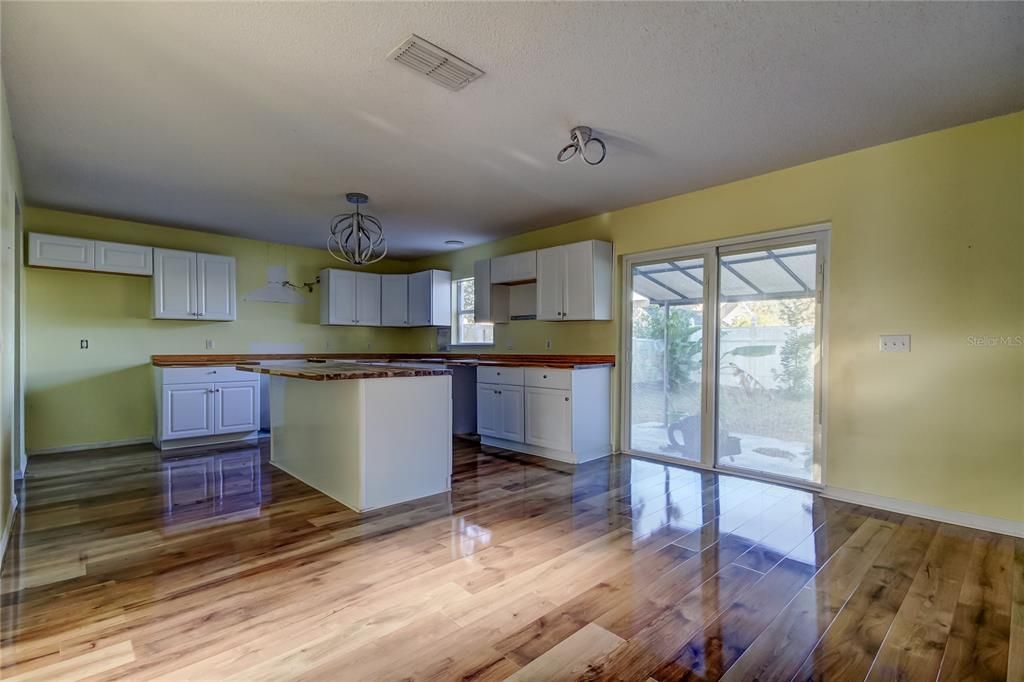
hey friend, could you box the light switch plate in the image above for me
[205,339,215,350]
[879,334,911,352]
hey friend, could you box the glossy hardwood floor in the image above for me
[1,438,1021,681]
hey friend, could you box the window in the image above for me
[452,277,494,345]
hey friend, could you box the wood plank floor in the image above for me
[1,438,1020,681]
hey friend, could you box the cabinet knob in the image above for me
[543,374,548,379]
[564,397,569,402]
[198,312,205,317]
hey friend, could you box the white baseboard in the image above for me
[823,486,1024,539]
[480,436,611,464]
[27,437,152,456]
[1,496,17,571]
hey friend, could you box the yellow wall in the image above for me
[24,209,414,453]
[2,74,25,547]
[407,112,1024,523]
[21,112,1023,524]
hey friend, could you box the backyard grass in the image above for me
[630,381,813,443]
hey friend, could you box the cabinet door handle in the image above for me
[198,312,205,317]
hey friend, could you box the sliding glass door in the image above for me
[623,228,828,485]
[716,239,823,482]
[627,254,710,463]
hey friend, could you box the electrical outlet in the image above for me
[506,341,513,350]
[879,334,911,352]
[545,339,552,350]
[80,339,89,350]
[205,339,215,350]
[366,342,372,350]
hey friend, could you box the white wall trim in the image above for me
[1,496,17,570]
[823,486,1024,539]
[481,435,611,465]
[27,437,151,456]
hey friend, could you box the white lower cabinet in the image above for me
[476,383,523,441]
[163,383,216,440]
[497,385,525,442]
[476,384,501,437]
[476,365,611,463]
[215,382,260,434]
[525,387,572,451]
[155,366,260,449]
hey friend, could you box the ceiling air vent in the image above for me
[388,34,484,91]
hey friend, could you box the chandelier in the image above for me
[327,193,387,266]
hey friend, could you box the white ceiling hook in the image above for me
[557,126,607,166]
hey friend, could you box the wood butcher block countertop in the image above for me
[151,352,615,370]
[237,362,452,381]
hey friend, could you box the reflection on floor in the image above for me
[631,422,814,480]
[1,438,1021,680]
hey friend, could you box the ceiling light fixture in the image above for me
[327,193,387,266]
[445,240,465,248]
[557,126,606,166]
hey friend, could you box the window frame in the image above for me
[451,276,495,347]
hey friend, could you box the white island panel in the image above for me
[268,372,451,512]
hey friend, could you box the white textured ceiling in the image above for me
[2,2,1022,258]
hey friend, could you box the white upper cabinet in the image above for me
[321,268,449,327]
[536,240,612,321]
[490,251,537,284]
[536,246,565,321]
[153,248,198,319]
[381,274,409,326]
[322,269,355,325]
[472,259,509,324]
[319,269,382,326]
[95,240,153,275]
[197,253,237,321]
[153,248,235,320]
[354,272,382,326]
[28,233,95,271]
[30,233,154,276]
[408,269,452,327]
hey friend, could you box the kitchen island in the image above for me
[238,362,452,512]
